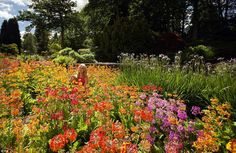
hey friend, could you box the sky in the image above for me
[0,0,88,37]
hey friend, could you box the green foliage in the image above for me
[64,12,87,51]
[18,0,76,47]
[78,48,93,55]
[22,33,37,53]
[186,45,215,59]
[0,43,19,54]
[69,50,85,62]
[95,18,154,62]
[52,47,96,64]
[81,54,96,63]
[49,43,62,54]
[35,24,50,53]
[17,54,44,62]
[53,55,76,66]
[118,53,236,110]
[58,47,73,56]
[0,18,21,53]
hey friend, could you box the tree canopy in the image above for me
[5,0,234,60]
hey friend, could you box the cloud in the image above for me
[5,0,31,6]
[20,30,26,37]
[74,0,88,11]
[0,3,14,19]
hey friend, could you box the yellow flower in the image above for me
[131,126,139,132]
[226,141,232,151]
[167,93,172,97]
[210,98,219,105]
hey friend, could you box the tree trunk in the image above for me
[61,25,65,48]
[191,0,199,41]
[217,0,223,22]
[181,2,187,37]
[224,0,229,24]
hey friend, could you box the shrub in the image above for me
[52,48,96,65]
[53,56,76,66]
[49,43,62,53]
[58,47,73,56]
[17,54,44,62]
[0,43,19,54]
[69,51,85,62]
[78,48,94,55]
[186,45,215,59]
[81,54,96,63]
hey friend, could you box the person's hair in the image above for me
[78,64,88,78]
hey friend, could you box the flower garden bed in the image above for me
[0,55,235,152]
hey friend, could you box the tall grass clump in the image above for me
[117,52,236,111]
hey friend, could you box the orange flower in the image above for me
[210,98,219,105]
[131,126,139,132]
[49,134,67,152]
[11,108,20,116]
[64,128,77,142]
[119,108,126,114]
[120,142,131,153]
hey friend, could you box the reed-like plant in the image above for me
[117,52,236,112]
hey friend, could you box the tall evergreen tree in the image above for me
[34,23,50,53]
[22,33,37,53]
[0,20,9,44]
[7,18,22,53]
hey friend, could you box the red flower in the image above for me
[51,111,64,120]
[142,85,157,91]
[71,99,79,105]
[49,134,67,152]
[157,86,163,93]
[94,101,113,112]
[134,109,153,122]
[64,128,78,142]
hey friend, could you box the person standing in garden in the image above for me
[71,64,88,92]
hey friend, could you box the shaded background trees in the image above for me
[83,0,236,61]
[1,0,235,61]
[0,18,21,54]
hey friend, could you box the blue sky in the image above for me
[0,0,88,37]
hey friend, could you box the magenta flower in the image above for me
[139,93,147,100]
[177,110,187,120]
[191,106,201,116]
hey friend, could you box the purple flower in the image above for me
[139,93,147,100]
[191,106,201,116]
[177,110,187,120]
[148,101,156,111]
[156,99,166,108]
[146,134,155,144]
[149,126,157,133]
[169,131,180,141]
[167,105,178,112]
[197,130,204,137]
[188,120,195,132]
[135,101,141,106]
[155,109,164,119]
[153,92,161,97]
[162,118,171,128]
[177,125,185,133]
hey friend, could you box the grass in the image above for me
[117,55,236,113]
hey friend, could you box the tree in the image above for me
[18,0,76,48]
[95,18,154,62]
[0,18,21,53]
[22,33,37,53]
[7,18,22,53]
[35,23,50,53]
[64,12,86,51]
[0,20,8,44]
